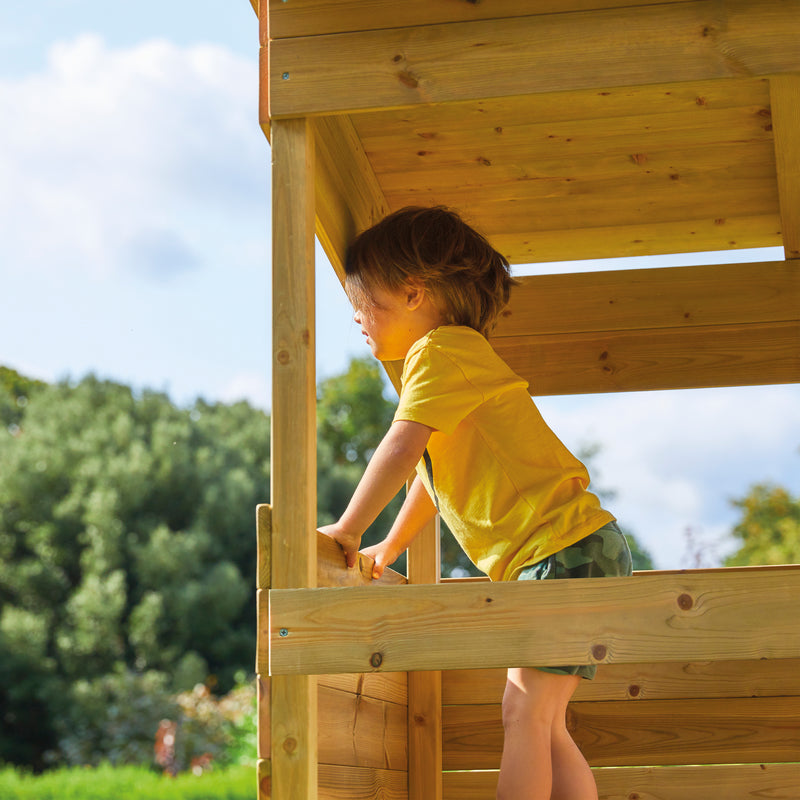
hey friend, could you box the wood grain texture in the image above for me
[493,320,800,395]
[442,696,800,769]
[770,75,800,259]
[319,764,407,800]
[266,567,800,675]
[256,504,271,590]
[269,116,317,800]
[317,530,406,587]
[443,763,800,800]
[267,1,800,117]
[442,658,800,705]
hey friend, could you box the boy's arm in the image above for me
[319,419,433,567]
[362,473,438,579]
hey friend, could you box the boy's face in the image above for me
[352,282,438,362]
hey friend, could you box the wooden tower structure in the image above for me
[250,1,800,798]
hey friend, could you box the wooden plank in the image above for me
[491,214,782,264]
[318,671,407,706]
[319,764,407,800]
[317,530,406,587]
[267,1,800,117]
[495,261,800,338]
[318,684,407,770]
[493,320,800,395]
[270,116,317,800]
[257,504,272,590]
[313,115,388,279]
[441,696,800,769]
[443,658,800,705]
[258,758,271,800]
[268,0,695,39]
[443,763,800,800]
[266,568,800,675]
[406,511,442,800]
[770,75,800,259]
[258,674,270,759]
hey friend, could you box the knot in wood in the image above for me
[370,651,384,668]
[276,350,290,365]
[282,736,297,754]
[678,593,694,610]
[628,684,641,698]
[592,644,607,661]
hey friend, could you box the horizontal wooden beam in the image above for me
[266,1,800,117]
[443,763,800,800]
[489,260,800,394]
[268,0,696,39]
[495,320,800,395]
[316,529,406,586]
[264,567,800,675]
[497,261,800,337]
[442,696,800,769]
[442,657,800,704]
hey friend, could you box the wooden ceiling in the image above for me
[255,0,799,394]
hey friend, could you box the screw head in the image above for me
[279,628,289,637]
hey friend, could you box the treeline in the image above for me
[1,362,796,772]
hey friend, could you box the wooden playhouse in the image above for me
[249,1,800,797]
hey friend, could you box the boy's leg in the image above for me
[497,667,597,800]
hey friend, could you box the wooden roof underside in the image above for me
[257,0,799,395]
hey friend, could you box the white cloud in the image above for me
[537,385,800,568]
[0,33,264,280]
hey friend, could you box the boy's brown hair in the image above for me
[345,206,517,337]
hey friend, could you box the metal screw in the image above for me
[279,628,289,637]
[282,72,290,80]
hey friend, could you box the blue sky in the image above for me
[2,1,798,568]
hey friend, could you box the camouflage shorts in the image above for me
[517,521,632,680]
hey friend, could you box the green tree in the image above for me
[724,483,800,566]
[0,372,269,768]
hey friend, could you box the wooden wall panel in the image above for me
[267,568,800,675]
[442,696,800,769]
[267,1,800,117]
[319,765,407,800]
[442,658,800,705]
[442,763,800,800]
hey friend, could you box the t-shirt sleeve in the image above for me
[393,340,484,435]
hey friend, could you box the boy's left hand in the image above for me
[318,523,361,569]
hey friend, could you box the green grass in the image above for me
[0,764,254,800]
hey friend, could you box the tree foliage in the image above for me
[724,482,800,566]
[0,370,269,768]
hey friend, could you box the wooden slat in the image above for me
[496,261,800,337]
[266,568,800,675]
[257,504,272,590]
[267,1,800,117]
[318,684,407,770]
[443,763,800,800]
[268,0,695,39]
[442,696,800,769]
[406,511,442,800]
[770,75,800,259]
[269,116,317,800]
[319,764,407,800]
[491,215,782,264]
[443,658,800,705]
[318,672,407,706]
[313,115,389,279]
[258,758,271,800]
[317,530,406,587]
[496,320,800,395]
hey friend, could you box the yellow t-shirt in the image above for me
[393,325,615,582]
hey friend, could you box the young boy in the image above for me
[319,205,632,800]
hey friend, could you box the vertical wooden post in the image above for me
[406,514,443,800]
[770,76,800,260]
[270,116,317,800]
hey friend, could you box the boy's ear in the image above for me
[404,280,426,310]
